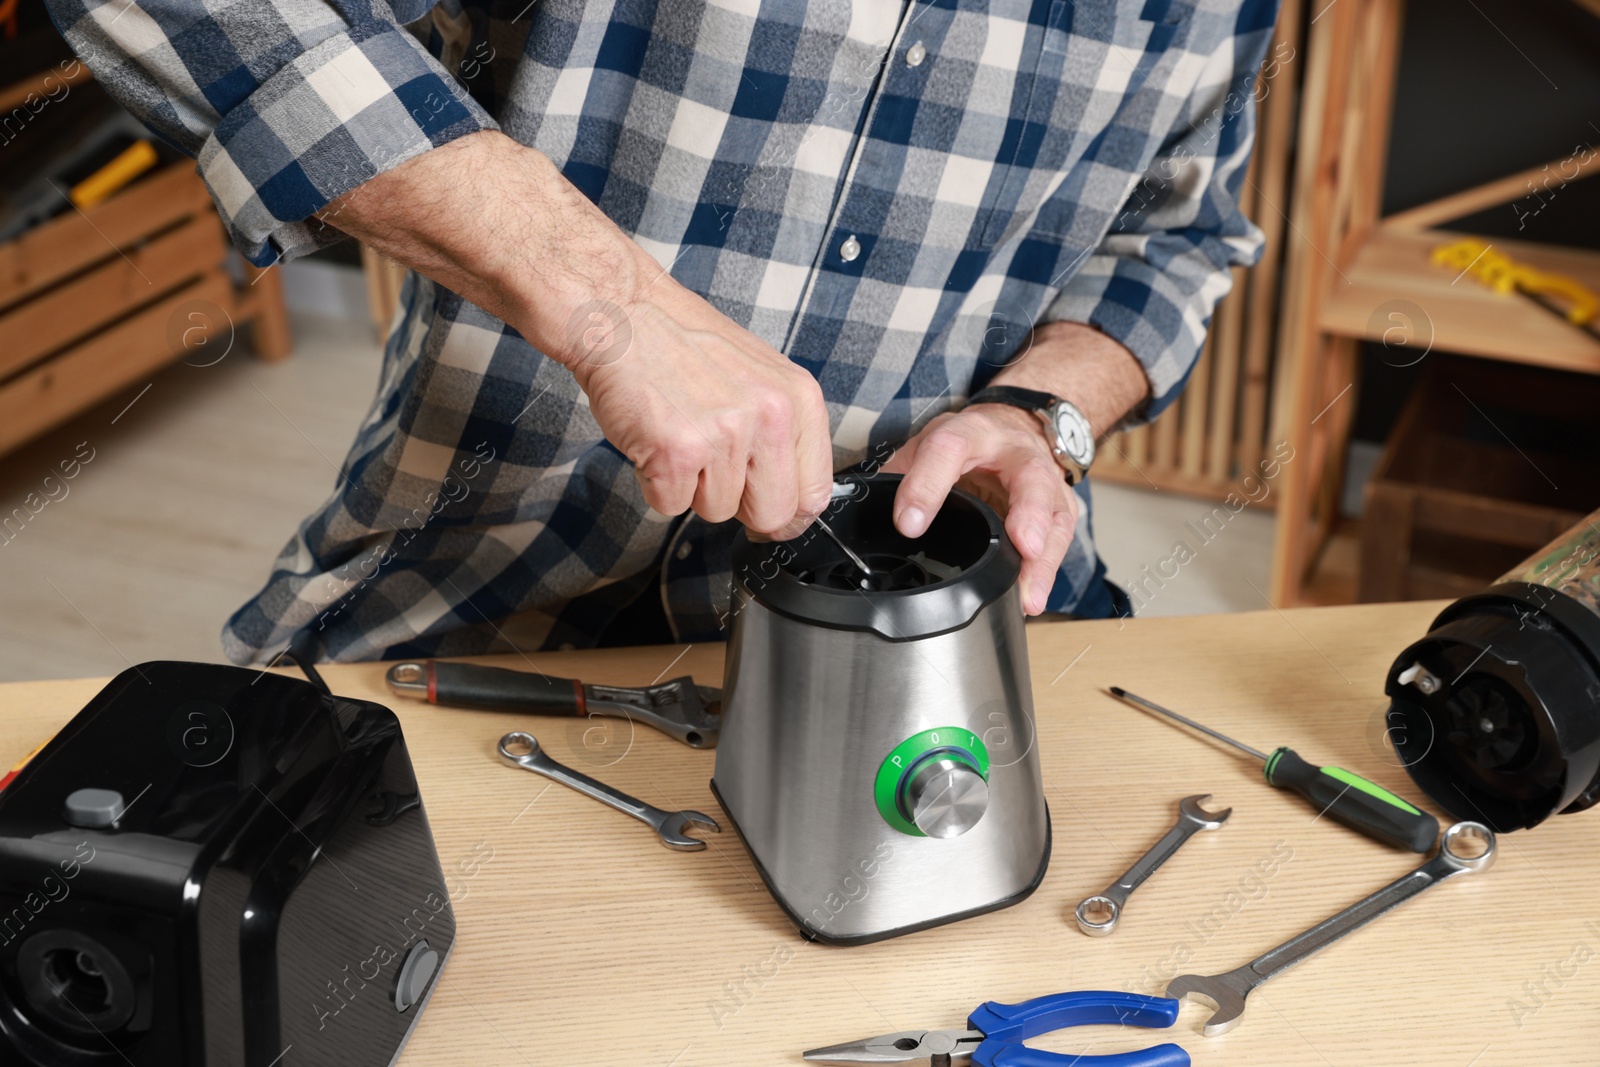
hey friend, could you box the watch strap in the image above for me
[966,385,1059,411]
[966,385,1092,485]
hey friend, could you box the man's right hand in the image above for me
[322,130,833,538]
[570,286,833,539]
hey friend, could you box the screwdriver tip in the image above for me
[1108,686,1126,698]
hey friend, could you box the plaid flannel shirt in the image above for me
[47,0,1276,662]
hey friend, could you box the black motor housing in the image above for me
[1387,583,1600,831]
[0,662,454,1065]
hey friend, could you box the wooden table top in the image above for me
[2,601,1587,1065]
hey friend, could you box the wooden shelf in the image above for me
[1318,225,1600,372]
[1268,0,1600,607]
[0,60,91,114]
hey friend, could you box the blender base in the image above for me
[710,779,1053,947]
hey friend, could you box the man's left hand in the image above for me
[883,404,1077,615]
[884,321,1151,616]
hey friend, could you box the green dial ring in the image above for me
[874,727,990,836]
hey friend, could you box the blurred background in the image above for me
[0,0,1597,680]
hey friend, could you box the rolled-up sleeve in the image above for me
[45,0,497,265]
[1043,0,1277,421]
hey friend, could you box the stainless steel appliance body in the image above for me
[712,475,1051,944]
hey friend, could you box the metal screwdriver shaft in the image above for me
[812,515,877,585]
[1108,687,1269,762]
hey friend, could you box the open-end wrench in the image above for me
[496,731,719,851]
[1167,820,1495,1035]
[1076,794,1231,936]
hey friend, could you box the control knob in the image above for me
[900,754,989,838]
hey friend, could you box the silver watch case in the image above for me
[1039,399,1094,485]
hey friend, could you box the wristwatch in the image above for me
[965,385,1096,485]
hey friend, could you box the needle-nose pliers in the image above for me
[803,989,1189,1067]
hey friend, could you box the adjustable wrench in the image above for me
[497,731,719,851]
[1167,820,1495,1035]
[390,661,721,748]
[1076,794,1231,936]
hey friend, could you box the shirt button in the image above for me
[675,540,693,561]
[839,235,861,263]
[906,41,927,67]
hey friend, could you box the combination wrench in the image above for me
[1167,820,1494,1035]
[497,731,720,850]
[1076,794,1231,936]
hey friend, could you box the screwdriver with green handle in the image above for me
[1108,687,1439,853]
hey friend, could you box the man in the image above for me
[48,0,1275,660]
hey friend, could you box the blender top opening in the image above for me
[729,473,1022,641]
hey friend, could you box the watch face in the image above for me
[1053,404,1095,467]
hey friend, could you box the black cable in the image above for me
[276,631,331,696]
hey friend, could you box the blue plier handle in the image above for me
[968,991,1189,1067]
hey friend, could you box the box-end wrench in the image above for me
[1076,794,1231,936]
[1167,820,1495,1035]
[497,732,719,851]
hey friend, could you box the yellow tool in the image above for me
[69,139,160,210]
[1432,237,1599,331]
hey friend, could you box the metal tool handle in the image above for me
[497,732,658,825]
[1076,824,1193,936]
[1114,823,1195,897]
[1240,821,1495,990]
[1077,796,1228,936]
[1168,822,1495,1035]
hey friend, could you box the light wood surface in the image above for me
[1319,225,1600,372]
[2,602,1589,1065]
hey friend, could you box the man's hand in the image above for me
[886,321,1151,615]
[884,404,1079,614]
[570,291,833,537]
[321,130,832,537]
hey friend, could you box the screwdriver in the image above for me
[1108,687,1439,853]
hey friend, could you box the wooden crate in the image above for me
[0,68,291,458]
[1358,357,1600,602]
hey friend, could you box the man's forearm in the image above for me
[318,128,835,537]
[321,130,647,369]
[986,321,1151,438]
